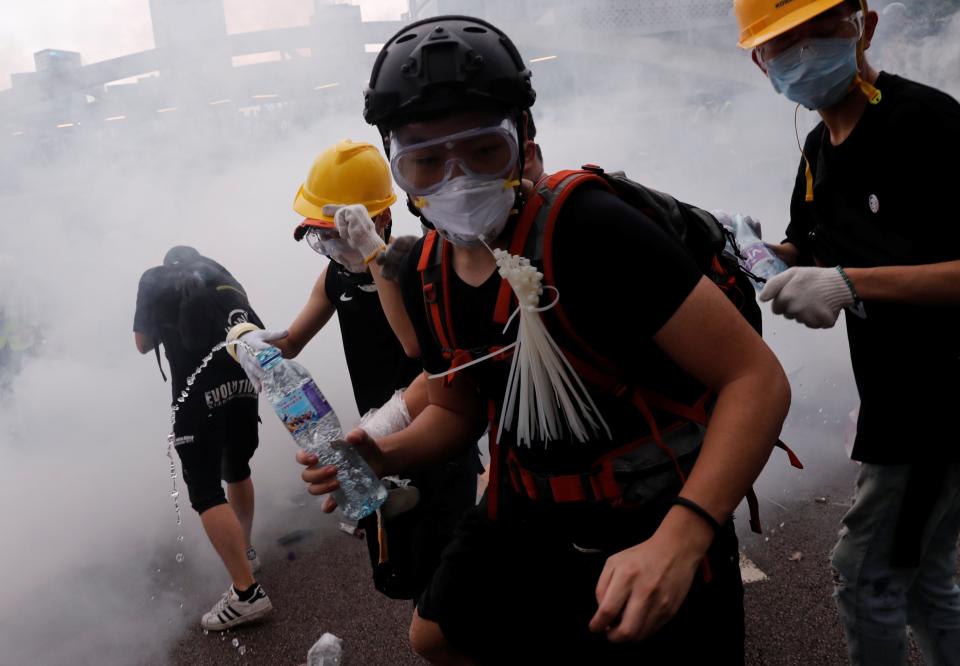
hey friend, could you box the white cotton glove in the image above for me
[322,204,386,265]
[759,266,857,329]
[226,325,288,391]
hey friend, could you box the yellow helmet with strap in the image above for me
[293,140,396,232]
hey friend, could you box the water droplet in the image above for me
[179,602,184,609]
[232,638,239,648]
[177,397,185,403]
[239,645,246,656]
[167,434,175,444]
[177,535,184,543]
[203,630,209,636]
[175,553,184,563]
[187,377,195,386]
[150,595,156,601]
[170,490,179,499]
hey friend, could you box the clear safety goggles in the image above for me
[303,227,344,256]
[754,10,864,65]
[389,117,519,196]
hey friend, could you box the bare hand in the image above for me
[295,449,339,512]
[588,531,703,642]
[295,428,386,513]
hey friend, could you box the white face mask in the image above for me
[416,175,519,247]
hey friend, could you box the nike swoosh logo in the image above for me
[340,293,353,302]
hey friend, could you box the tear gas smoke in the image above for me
[1,3,957,663]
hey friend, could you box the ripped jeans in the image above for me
[831,463,960,666]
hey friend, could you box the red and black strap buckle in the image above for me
[423,282,439,305]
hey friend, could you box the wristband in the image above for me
[225,322,261,362]
[835,266,861,304]
[671,496,722,533]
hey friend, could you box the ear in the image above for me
[523,139,536,166]
[751,48,768,75]
[375,207,392,232]
[862,10,879,51]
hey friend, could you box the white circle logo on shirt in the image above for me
[868,194,880,214]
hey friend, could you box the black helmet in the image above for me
[163,245,200,267]
[364,15,536,131]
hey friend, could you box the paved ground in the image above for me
[169,463,949,665]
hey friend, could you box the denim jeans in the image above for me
[831,463,960,665]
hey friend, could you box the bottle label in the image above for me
[256,347,283,370]
[276,380,333,436]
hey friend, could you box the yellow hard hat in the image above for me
[735,0,855,49]
[293,139,397,230]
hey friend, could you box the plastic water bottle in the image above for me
[307,632,342,666]
[726,213,788,287]
[257,347,387,520]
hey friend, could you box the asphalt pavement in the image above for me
[169,461,945,665]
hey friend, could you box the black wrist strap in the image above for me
[671,496,722,533]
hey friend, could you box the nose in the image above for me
[447,158,466,179]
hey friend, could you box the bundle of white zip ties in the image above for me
[430,245,611,447]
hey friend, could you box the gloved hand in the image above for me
[226,325,288,391]
[376,235,419,282]
[759,266,856,329]
[712,209,762,238]
[322,204,386,264]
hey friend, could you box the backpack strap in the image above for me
[418,230,456,358]
[500,168,801,534]
[154,344,168,382]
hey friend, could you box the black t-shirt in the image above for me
[325,262,422,415]
[400,185,704,473]
[134,258,262,414]
[784,72,960,463]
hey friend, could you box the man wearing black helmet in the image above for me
[299,16,790,663]
[134,247,273,631]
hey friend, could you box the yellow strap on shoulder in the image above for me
[855,75,882,105]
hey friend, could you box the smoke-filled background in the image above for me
[0,1,958,664]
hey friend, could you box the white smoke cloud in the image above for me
[0,3,957,664]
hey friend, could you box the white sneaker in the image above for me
[200,584,272,631]
[246,547,261,574]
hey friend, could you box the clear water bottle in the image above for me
[307,632,342,666]
[726,213,788,287]
[257,347,387,520]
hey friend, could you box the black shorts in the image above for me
[173,399,259,514]
[360,446,480,600]
[417,496,744,664]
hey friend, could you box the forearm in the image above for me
[844,260,960,305]
[375,402,485,476]
[134,331,156,354]
[369,261,420,358]
[281,271,336,357]
[664,365,790,551]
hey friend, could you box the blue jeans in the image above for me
[831,463,960,665]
